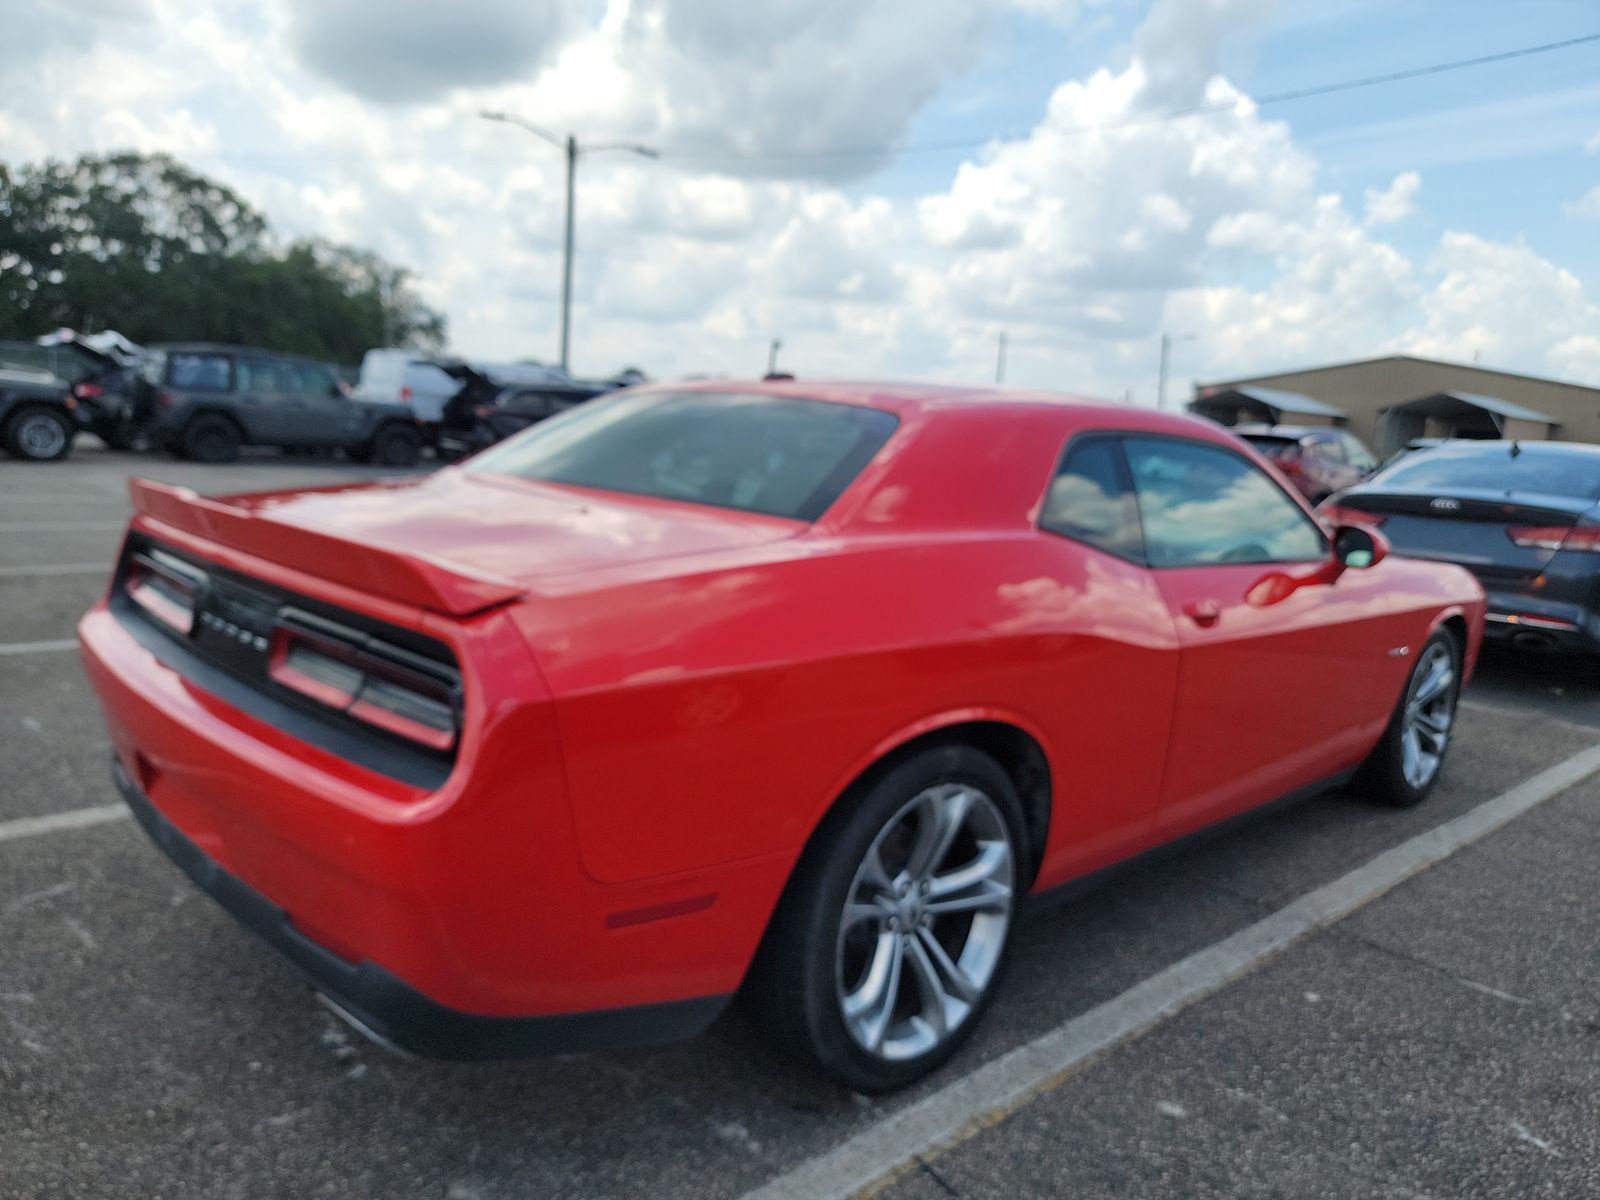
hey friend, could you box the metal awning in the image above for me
[1387,391,1556,425]
[1188,385,1348,426]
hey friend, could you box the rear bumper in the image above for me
[1480,590,1600,655]
[113,754,730,1059]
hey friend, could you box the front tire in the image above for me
[3,406,74,461]
[1355,630,1461,807]
[748,745,1024,1092]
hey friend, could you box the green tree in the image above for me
[0,152,445,361]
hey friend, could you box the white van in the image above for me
[352,350,463,426]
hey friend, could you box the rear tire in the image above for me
[366,423,422,467]
[181,415,242,463]
[3,406,74,461]
[746,745,1025,1092]
[1354,629,1461,807]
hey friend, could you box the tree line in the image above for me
[0,152,446,363]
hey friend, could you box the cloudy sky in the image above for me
[5,0,1599,401]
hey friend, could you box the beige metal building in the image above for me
[1190,355,1600,454]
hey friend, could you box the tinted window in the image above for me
[1040,438,1142,559]
[1123,437,1326,567]
[236,357,283,392]
[1375,445,1600,498]
[470,391,898,521]
[281,362,335,395]
[168,353,231,391]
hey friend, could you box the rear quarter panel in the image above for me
[509,531,1181,887]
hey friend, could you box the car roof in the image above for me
[645,377,1227,437]
[150,342,330,365]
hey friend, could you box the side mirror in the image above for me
[1335,523,1388,570]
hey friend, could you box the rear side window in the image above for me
[469,391,899,522]
[168,353,231,391]
[281,362,335,396]
[1123,437,1326,567]
[1040,438,1143,560]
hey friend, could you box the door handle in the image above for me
[1183,599,1221,627]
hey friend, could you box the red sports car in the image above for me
[80,380,1484,1091]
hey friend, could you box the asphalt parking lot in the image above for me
[2,443,1597,1199]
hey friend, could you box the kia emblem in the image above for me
[1430,497,1461,512]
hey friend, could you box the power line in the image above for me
[139,30,1600,169]
[662,30,1600,164]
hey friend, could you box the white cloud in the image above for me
[285,0,577,103]
[0,0,1596,400]
[1393,233,1600,380]
[1364,171,1420,226]
[1566,185,1600,221]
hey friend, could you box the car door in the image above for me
[232,356,287,441]
[283,361,362,445]
[1030,435,1181,880]
[1120,435,1400,842]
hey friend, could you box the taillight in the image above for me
[1509,526,1600,552]
[1319,503,1386,527]
[157,390,175,409]
[473,404,494,418]
[399,386,413,404]
[268,610,459,751]
[74,381,104,399]
[125,550,204,635]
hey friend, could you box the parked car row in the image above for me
[1,332,629,465]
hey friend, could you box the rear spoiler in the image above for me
[129,479,526,618]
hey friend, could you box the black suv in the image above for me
[145,344,426,465]
[0,363,78,461]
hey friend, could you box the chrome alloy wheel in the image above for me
[16,412,67,459]
[1402,640,1456,789]
[835,782,1015,1062]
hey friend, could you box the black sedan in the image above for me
[1323,440,1600,656]
[436,378,614,460]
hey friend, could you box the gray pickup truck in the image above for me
[145,343,426,465]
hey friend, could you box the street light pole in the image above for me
[560,134,577,374]
[1157,332,1171,411]
[481,111,657,374]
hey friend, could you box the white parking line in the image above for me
[744,740,1600,1200]
[0,521,123,533]
[0,563,109,578]
[0,804,129,846]
[0,639,80,656]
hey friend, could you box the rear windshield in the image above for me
[1241,435,1298,459]
[469,390,899,521]
[1376,446,1600,499]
